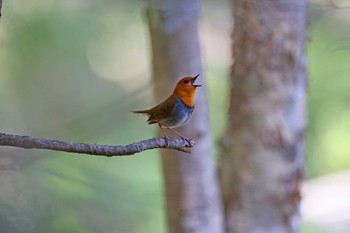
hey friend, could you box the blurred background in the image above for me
[0,0,349,232]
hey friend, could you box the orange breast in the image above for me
[179,95,195,108]
[175,89,196,108]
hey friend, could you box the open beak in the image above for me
[191,74,201,87]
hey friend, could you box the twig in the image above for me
[0,132,195,156]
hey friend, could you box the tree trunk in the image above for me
[220,1,308,233]
[146,1,224,233]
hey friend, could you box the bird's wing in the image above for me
[147,94,177,124]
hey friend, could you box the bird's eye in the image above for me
[183,80,189,84]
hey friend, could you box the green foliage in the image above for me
[0,1,349,232]
[307,16,350,178]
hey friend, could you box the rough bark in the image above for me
[0,132,195,156]
[146,1,224,233]
[220,1,308,233]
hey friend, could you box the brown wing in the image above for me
[147,94,177,124]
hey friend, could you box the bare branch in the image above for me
[0,132,195,156]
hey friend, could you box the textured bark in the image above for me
[0,132,195,156]
[220,1,308,233]
[146,1,224,233]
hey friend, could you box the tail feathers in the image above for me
[132,109,150,115]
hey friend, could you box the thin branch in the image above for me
[0,132,195,156]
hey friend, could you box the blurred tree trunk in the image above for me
[220,1,308,233]
[146,1,224,233]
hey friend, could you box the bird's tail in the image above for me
[131,109,150,115]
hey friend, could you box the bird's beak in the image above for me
[191,74,201,87]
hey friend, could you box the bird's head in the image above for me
[174,74,201,94]
[173,74,201,107]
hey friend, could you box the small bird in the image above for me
[132,74,201,140]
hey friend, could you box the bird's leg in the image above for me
[166,128,191,146]
[158,123,169,146]
[167,127,185,138]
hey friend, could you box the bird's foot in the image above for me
[181,137,193,147]
[163,136,170,147]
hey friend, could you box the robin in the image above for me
[132,74,201,141]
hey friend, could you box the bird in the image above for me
[132,74,201,141]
